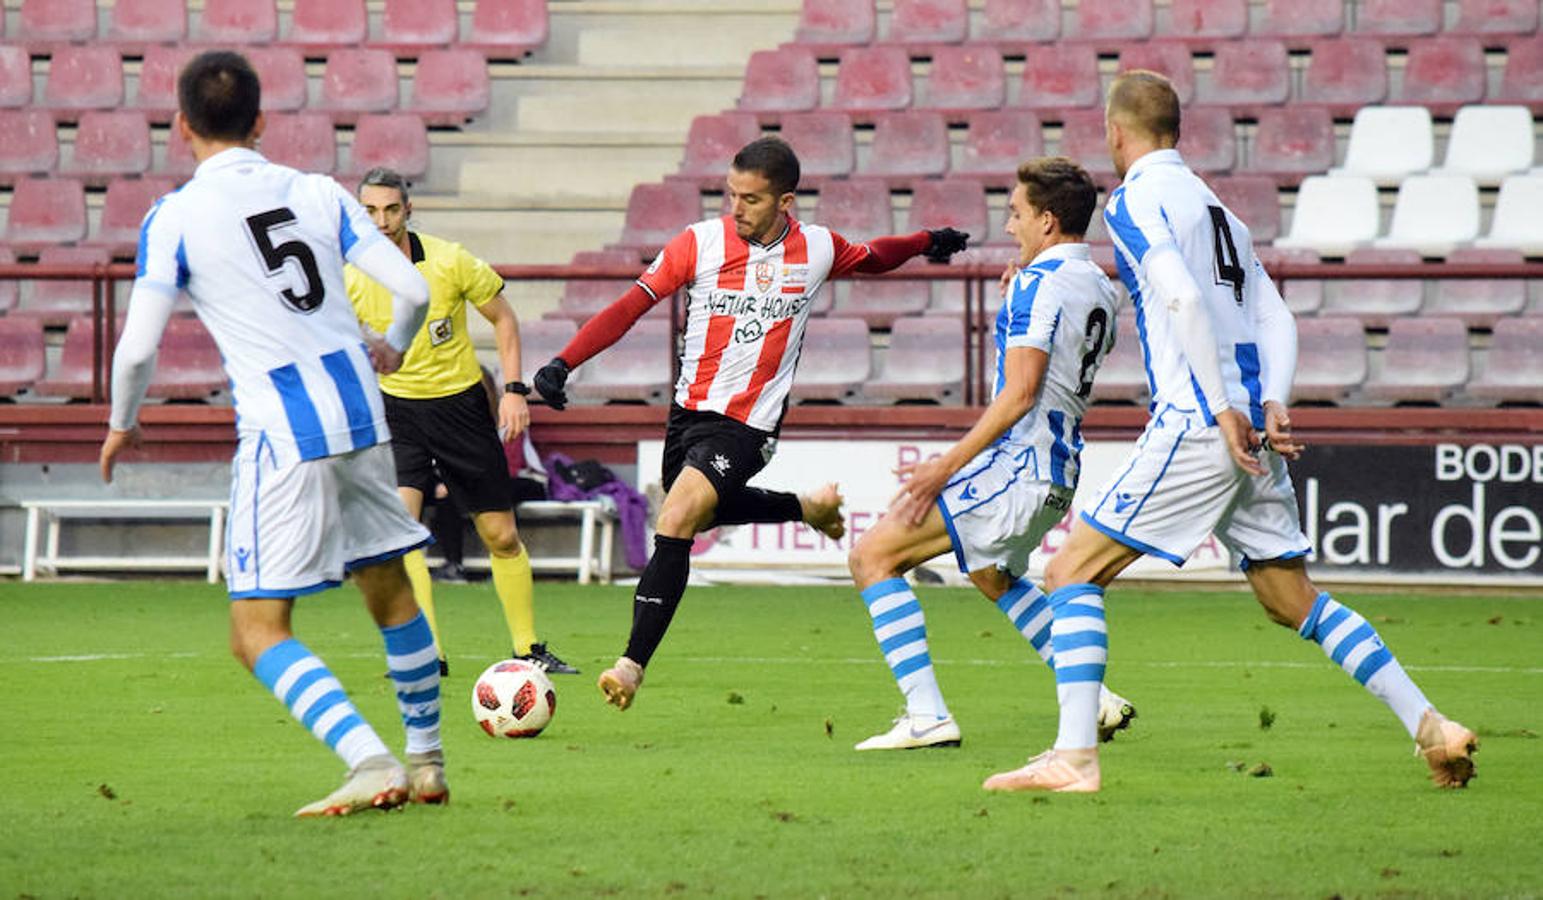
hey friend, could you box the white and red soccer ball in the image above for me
[472,659,557,738]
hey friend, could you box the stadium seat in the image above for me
[791,317,872,402]
[286,0,367,51]
[907,179,989,245]
[0,247,17,315]
[160,125,197,179]
[1176,106,1235,175]
[1199,41,1290,109]
[1068,0,1153,46]
[408,48,492,126]
[778,112,856,180]
[1275,175,1379,257]
[107,0,187,51]
[922,46,1005,114]
[1373,175,1480,256]
[553,250,652,324]
[1301,40,1389,113]
[1057,110,1117,178]
[1246,107,1335,183]
[813,178,893,242]
[887,0,967,47]
[62,111,152,185]
[33,315,100,399]
[1429,249,1529,328]
[0,316,45,397]
[148,317,227,400]
[618,182,702,252]
[862,111,950,182]
[1018,44,1101,113]
[1354,0,1442,38]
[1118,43,1195,105]
[678,113,763,184]
[42,47,125,120]
[1392,38,1487,110]
[566,318,673,404]
[194,0,279,43]
[17,246,110,326]
[345,114,429,179]
[0,110,60,185]
[134,47,197,123]
[979,0,1060,43]
[260,113,337,174]
[833,47,914,115]
[247,47,310,113]
[1432,106,1534,186]
[1291,317,1367,404]
[1162,0,1246,43]
[320,49,399,122]
[379,0,458,54]
[1449,0,1538,39]
[955,111,1044,179]
[1330,107,1434,186]
[89,177,176,257]
[1469,316,1543,405]
[1281,276,1324,315]
[1495,36,1543,111]
[1089,313,1149,404]
[1257,0,1343,42]
[463,0,549,60]
[794,0,877,50]
[865,315,965,402]
[1322,248,1426,326]
[832,280,929,328]
[1474,175,1543,255]
[517,318,580,384]
[4,178,88,251]
[1209,176,1280,242]
[0,46,32,109]
[17,0,97,51]
[737,47,820,116]
[1362,317,1470,405]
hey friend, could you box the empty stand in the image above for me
[1428,248,1530,327]
[862,111,950,182]
[923,46,1005,114]
[379,0,458,54]
[409,48,492,126]
[1469,317,1543,405]
[1354,0,1442,38]
[1163,0,1247,43]
[792,317,872,401]
[63,111,152,185]
[1374,174,1480,256]
[1118,43,1196,105]
[195,0,279,43]
[1450,0,1538,38]
[1474,174,1543,255]
[1495,36,1543,111]
[979,0,1060,43]
[517,318,580,384]
[833,280,929,328]
[1210,176,1281,242]
[1301,40,1389,112]
[1018,45,1101,113]
[1199,40,1291,108]
[618,182,702,252]
[779,112,856,180]
[259,113,337,174]
[887,0,967,47]
[108,0,188,51]
[0,46,31,109]
[90,177,176,257]
[1089,313,1149,404]
[0,110,60,185]
[566,319,673,404]
[737,47,820,116]
[1247,107,1335,182]
[160,125,197,179]
[1176,106,1236,175]
[1069,0,1153,46]
[134,47,197,123]
[1330,106,1434,185]
[1291,317,1367,404]
[346,114,429,179]
[907,179,988,245]
[866,315,965,402]
[794,0,877,50]
[0,248,17,315]
[17,246,110,326]
[1363,318,1470,404]
[1322,248,1426,326]
[553,250,650,324]
[463,0,549,59]
[148,318,226,400]
[1281,276,1324,315]
[0,316,45,397]
[1057,110,1117,178]
[43,47,125,119]
[287,0,367,51]
[833,47,914,115]
[33,315,98,400]
[18,0,97,51]
[955,111,1044,179]
[678,113,763,184]
[1432,105,1534,186]
[1392,38,1487,110]
[1275,175,1379,257]
[248,47,310,113]
[1257,0,1343,42]
[813,178,893,241]
[4,178,88,251]
[320,49,399,122]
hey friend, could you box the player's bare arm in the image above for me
[475,293,529,441]
[1261,400,1304,460]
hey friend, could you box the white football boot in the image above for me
[1097,686,1137,743]
[294,755,408,818]
[406,749,449,805]
[854,714,962,751]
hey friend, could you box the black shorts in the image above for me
[661,403,777,498]
[383,383,513,513]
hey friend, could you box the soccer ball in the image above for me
[472,659,557,738]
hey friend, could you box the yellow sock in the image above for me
[402,549,444,661]
[491,546,536,655]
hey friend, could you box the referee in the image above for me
[346,167,575,676]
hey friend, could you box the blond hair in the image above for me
[1106,70,1181,144]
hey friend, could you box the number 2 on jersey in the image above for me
[1076,306,1110,400]
[1208,205,1246,306]
[245,208,325,312]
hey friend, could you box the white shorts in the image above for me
[1082,412,1310,568]
[936,444,1075,576]
[225,440,430,598]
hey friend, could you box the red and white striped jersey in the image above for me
[637,216,869,433]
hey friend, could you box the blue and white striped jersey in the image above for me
[1104,149,1281,429]
[136,148,392,466]
[993,243,1120,489]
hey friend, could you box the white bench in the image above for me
[20,499,228,583]
[462,499,616,585]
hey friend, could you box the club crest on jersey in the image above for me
[754,261,775,293]
[734,320,765,343]
[427,317,453,346]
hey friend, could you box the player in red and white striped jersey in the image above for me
[533,137,969,710]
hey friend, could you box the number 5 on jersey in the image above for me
[246,207,325,312]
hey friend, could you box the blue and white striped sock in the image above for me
[253,638,391,770]
[1299,592,1429,737]
[996,577,1055,667]
[861,578,949,720]
[382,612,442,754]
[1049,583,1107,750]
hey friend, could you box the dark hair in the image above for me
[177,50,261,143]
[1016,157,1099,237]
[359,167,411,203]
[731,137,800,196]
[1107,70,1182,143]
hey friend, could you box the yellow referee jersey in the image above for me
[346,231,505,399]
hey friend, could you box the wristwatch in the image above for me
[504,381,532,396]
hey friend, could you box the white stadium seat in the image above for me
[1431,105,1535,187]
[1274,175,1380,257]
[1373,174,1480,257]
[1329,106,1434,186]
[1473,174,1543,256]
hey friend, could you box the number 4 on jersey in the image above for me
[1207,205,1245,306]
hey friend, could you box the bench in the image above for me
[463,499,616,585]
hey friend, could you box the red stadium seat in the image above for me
[678,113,763,183]
[261,113,337,174]
[1256,0,1343,42]
[247,47,310,113]
[1428,248,1529,327]
[1176,106,1235,175]
[107,0,187,51]
[148,317,227,400]
[1247,107,1335,182]
[379,0,458,54]
[17,246,109,326]
[1090,313,1148,404]
[517,318,579,383]
[195,0,278,43]
[1199,40,1291,108]
[18,0,97,51]
[0,316,46,397]
[463,0,549,60]
[795,0,876,50]
[287,0,367,51]
[737,47,821,116]
[34,315,100,399]
[955,110,1044,180]
[1322,248,1426,327]
[779,112,856,180]
[0,247,17,315]
[862,111,950,182]
[1301,39,1389,112]
[923,46,1005,114]
[0,110,59,185]
[1496,36,1543,110]
[4,178,87,250]
[865,314,965,402]
[134,47,197,123]
[89,177,176,257]
[1068,0,1153,46]
[1209,175,1281,242]
[792,317,872,402]
[980,0,1060,43]
[1118,43,1195,105]
[42,47,125,120]
[0,46,31,109]
[346,114,429,179]
[813,178,893,242]
[554,250,652,324]
[833,280,930,328]
[1449,0,1538,39]
[907,178,988,245]
[1018,44,1101,113]
[887,0,968,47]
[1392,38,1487,109]
[833,47,914,115]
[320,49,399,122]
[618,182,702,252]
[408,49,492,126]
[1058,109,1117,178]
[160,126,197,179]
[1363,317,1470,405]
[1291,317,1367,404]
[1469,317,1543,405]
[566,319,673,405]
[1355,0,1442,38]
[1163,0,1247,43]
[63,111,152,185]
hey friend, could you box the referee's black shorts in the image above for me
[660,403,778,498]
[383,383,513,513]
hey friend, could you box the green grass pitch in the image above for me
[3,579,1540,898]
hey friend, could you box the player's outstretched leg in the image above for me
[853,578,960,751]
[381,611,447,804]
[801,483,846,540]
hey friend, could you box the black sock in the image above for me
[714,488,803,526]
[624,534,694,667]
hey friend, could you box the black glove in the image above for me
[532,357,571,411]
[924,227,969,264]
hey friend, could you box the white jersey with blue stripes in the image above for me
[135,148,391,466]
[991,243,1120,489]
[1103,149,1275,428]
